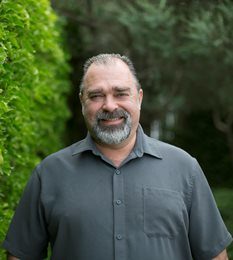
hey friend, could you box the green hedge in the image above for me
[0,0,70,256]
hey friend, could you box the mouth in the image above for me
[100,117,124,126]
[96,109,128,128]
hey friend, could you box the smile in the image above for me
[100,117,124,126]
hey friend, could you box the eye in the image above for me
[89,93,104,101]
[116,92,129,98]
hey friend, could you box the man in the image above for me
[3,54,232,259]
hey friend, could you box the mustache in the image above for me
[96,109,129,120]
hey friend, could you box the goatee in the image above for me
[91,109,132,145]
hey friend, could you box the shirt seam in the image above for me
[186,157,196,212]
[196,233,233,259]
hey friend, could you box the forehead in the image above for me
[83,60,136,91]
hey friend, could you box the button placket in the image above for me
[113,168,126,260]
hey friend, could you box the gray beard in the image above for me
[91,109,132,145]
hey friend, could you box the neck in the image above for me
[95,134,136,167]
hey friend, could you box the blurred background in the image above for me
[1,0,233,258]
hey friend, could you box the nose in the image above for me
[102,96,118,112]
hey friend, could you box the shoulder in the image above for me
[37,138,89,170]
[143,135,202,181]
[145,134,195,164]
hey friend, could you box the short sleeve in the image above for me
[2,167,48,259]
[189,159,232,259]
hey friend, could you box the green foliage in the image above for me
[183,0,233,113]
[117,0,176,57]
[213,189,233,258]
[0,0,70,257]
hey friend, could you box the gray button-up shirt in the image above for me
[3,126,232,259]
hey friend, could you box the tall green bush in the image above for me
[0,0,70,256]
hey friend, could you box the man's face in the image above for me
[80,59,143,146]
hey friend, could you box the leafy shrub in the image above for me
[0,0,70,257]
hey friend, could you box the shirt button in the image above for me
[116,199,122,205]
[115,169,121,175]
[116,234,123,240]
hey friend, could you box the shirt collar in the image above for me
[133,125,163,159]
[72,133,100,156]
[72,125,163,159]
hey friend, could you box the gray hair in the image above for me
[79,53,141,93]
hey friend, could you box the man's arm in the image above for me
[7,253,19,260]
[212,249,229,260]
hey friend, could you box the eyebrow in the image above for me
[86,86,131,95]
[86,88,103,96]
[113,86,131,92]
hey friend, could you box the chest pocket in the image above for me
[143,187,184,239]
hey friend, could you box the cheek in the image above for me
[129,104,141,122]
[82,103,100,119]
[126,100,141,114]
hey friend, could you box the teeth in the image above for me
[103,118,121,121]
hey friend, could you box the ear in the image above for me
[79,92,85,115]
[138,88,143,110]
[79,92,83,104]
